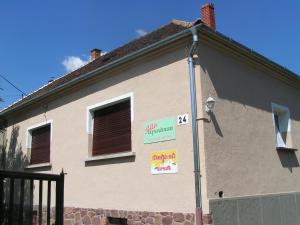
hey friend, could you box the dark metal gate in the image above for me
[0,170,65,225]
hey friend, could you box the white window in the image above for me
[271,103,291,148]
[86,93,134,157]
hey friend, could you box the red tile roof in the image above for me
[4,18,298,115]
[2,20,194,113]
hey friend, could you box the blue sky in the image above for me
[0,0,299,108]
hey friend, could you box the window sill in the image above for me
[276,147,298,152]
[85,151,136,163]
[25,162,52,170]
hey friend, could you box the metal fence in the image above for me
[0,170,64,225]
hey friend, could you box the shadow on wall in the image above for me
[197,44,300,171]
[0,125,29,171]
[200,112,224,137]
[277,150,299,173]
[0,126,32,224]
[209,112,223,137]
[198,44,300,121]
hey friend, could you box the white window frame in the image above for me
[26,120,53,166]
[86,92,134,135]
[271,103,291,148]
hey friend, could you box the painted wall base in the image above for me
[210,192,300,225]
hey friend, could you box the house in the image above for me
[1,3,300,225]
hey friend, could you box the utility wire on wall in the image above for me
[0,74,27,99]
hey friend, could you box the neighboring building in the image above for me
[1,3,300,225]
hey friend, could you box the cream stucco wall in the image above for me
[5,44,201,213]
[198,41,300,201]
[6,33,298,215]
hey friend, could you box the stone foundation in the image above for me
[35,207,214,225]
[202,214,212,225]
[63,208,195,225]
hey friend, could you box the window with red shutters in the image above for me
[92,100,131,156]
[30,125,51,164]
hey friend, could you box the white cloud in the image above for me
[136,29,147,37]
[62,56,88,72]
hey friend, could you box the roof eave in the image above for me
[199,26,300,87]
[2,24,299,116]
[0,23,202,117]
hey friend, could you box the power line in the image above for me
[0,74,27,97]
[1,94,25,97]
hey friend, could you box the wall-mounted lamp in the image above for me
[205,96,216,113]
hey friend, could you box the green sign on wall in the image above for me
[144,117,176,144]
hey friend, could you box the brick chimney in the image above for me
[201,3,216,30]
[91,48,101,60]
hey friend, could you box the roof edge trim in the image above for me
[0,23,203,116]
[199,26,300,87]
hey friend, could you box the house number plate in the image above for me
[177,114,188,125]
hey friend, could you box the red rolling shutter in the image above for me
[30,125,51,164]
[92,100,131,156]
